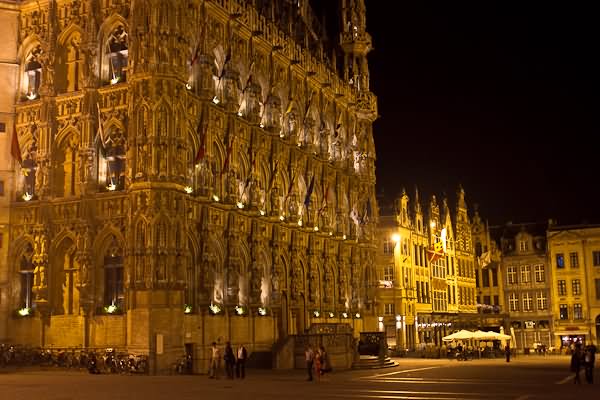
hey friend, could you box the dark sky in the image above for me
[362,2,599,225]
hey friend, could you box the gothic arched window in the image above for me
[24,47,42,100]
[99,128,127,191]
[103,26,128,85]
[18,243,35,310]
[104,254,124,310]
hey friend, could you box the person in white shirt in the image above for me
[209,342,221,379]
[305,344,315,381]
[236,344,248,379]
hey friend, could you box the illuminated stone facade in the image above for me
[375,188,478,350]
[0,0,378,372]
[547,224,600,348]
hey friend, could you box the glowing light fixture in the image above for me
[341,312,349,319]
[355,312,361,319]
[313,310,320,318]
[105,304,118,314]
[342,234,347,240]
[259,123,265,128]
[279,215,285,221]
[259,210,266,216]
[258,307,267,316]
[107,183,117,191]
[279,133,285,138]
[235,305,246,315]
[430,221,436,229]
[110,76,120,85]
[391,233,400,243]
[236,202,244,209]
[184,186,193,194]
[209,304,222,314]
[212,96,220,104]
[184,305,193,314]
[328,312,334,318]
[329,231,333,236]
[185,83,192,90]
[22,192,33,201]
[26,92,37,100]
[212,194,220,202]
[17,307,31,317]
[297,220,303,227]
[313,226,319,232]
[237,111,243,117]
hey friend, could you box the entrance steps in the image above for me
[352,355,398,369]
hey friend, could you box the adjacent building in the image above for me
[375,188,478,351]
[493,222,552,350]
[547,223,600,348]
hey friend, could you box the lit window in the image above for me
[509,293,519,312]
[572,279,581,296]
[522,292,533,312]
[559,304,568,320]
[520,265,531,283]
[534,264,545,282]
[536,292,547,310]
[573,304,583,320]
[519,240,528,252]
[558,280,567,296]
[383,265,394,282]
[569,252,579,268]
[384,303,395,315]
[507,266,517,284]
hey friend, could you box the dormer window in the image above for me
[519,240,529,252]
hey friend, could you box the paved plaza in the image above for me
[1,356,597,400]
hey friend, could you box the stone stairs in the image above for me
[351,355,398,369]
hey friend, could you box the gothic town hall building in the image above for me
[0,0,378,372]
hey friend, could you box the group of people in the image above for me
[304,344,332,381]
[209,341,248,380]
[570,343,596,384]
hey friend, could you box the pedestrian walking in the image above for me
[504,344,511,363]
[236,343,247,379]
[319,345,332,377]
[305,344,314,381]
[209,342,221,379]
[224,342,235,379]
[570,343,584,384]
[584,343,596,384]
[314,346,323,382]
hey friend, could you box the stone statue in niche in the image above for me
[270,186,280,216]
[291,262,303,299]
[308,268,319,302]
[250,261,261,299]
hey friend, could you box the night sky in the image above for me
[365,2,599,225]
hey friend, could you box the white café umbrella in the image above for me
[442,329,475,341]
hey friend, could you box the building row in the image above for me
[377,190,600,352]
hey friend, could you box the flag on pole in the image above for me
[95,103,107,158]
[193,106,207,165]
[285,170,296,202]
[303,176,314,207]
[11,122,22,166]
[478,251,492,269]
[268,160,279,191]
[360,198,372,225]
